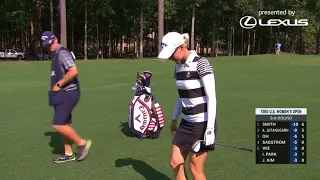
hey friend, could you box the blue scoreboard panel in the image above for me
[255,108,307,164]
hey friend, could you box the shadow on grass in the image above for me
[115,158,171,180]
[44,132,64,155]
[119,122,137,138]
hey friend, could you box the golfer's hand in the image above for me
[170,120,177,136]
[52,84,61,92]
[204,128,215,146]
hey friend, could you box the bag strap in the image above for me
[150,94,165,128]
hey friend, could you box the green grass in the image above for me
[0,54,319,180]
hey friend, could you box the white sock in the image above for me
[65,152,73,156]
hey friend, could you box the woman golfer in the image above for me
[158,32,217,180]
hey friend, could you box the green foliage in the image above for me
[300,14,317,54]
[235,0,264,17]
[0,0,320,56]
[94,0,114,17]
[87,43,99,56]
[4,0,31,30]
[216,40,226,46]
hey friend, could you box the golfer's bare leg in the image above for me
[63,135,74,154]
[189,151,208,180]
[53,125,85,146]
[170,145,188,180]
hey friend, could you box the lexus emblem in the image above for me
[239,16,257,29]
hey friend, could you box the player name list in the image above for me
[255,108,307,164]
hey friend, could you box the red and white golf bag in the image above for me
[128,71,165,139]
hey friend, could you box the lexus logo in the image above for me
[239,16,257,29]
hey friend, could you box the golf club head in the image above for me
[192,140,204,153]
[132,71,143,91]
[132,71,139,90]
[143,71,152,87]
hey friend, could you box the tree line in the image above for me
[0,0,319,59]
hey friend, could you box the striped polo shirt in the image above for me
[174,52,215,123]
[54,45,78,91]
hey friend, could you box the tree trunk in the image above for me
[211,0,215,57]
[200,38,204,55]
[59,0,67,47]
[191,5,195,50]
[247,30,251,56]
[277,26,280,42]
[114,38,117,55]
[241,28,243,55]
[26,30,30,52]
[128,41,130,53]
[21,30,26,53]
[108,28,112,58]
[252,29,256,54]
[120,36,123,54]
[227,21,232,56]
[232,26,234,56]
[154,23,157,56]
[291,27,299,53]
[316,23,320,54]
[140,4,144,58]
[70,0,74,52]
[267,27,272,53]
[135,18,139,57]
[30,21,37,57]
[158,0,164,53]
[206,33,210,56]
[71,15,74,52]
[1,33,3,49]
[97,19,100,48]
[257,38,261,54]
[50,0,54,32]
[284,29,289,53]
[35,0,43,52]
[84,0,88,60]
[14,33,17,51]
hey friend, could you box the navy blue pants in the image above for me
[49,90,80,125]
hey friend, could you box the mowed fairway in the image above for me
[0,54,319,180]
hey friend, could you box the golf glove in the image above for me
[204,128,215,146]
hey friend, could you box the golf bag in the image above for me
[128,71,165,139]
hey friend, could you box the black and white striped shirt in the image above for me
[172,51,217,127]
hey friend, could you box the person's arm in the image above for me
[197,58,217,129]
[172,66,182,120]
[170,96,182,135]
[172,96,182,120]
[57,50,79,87]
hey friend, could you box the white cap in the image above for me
[157,32,185,59]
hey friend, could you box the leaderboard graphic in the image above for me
[255,108,307,164]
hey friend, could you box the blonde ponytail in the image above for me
[182,33,189,47]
